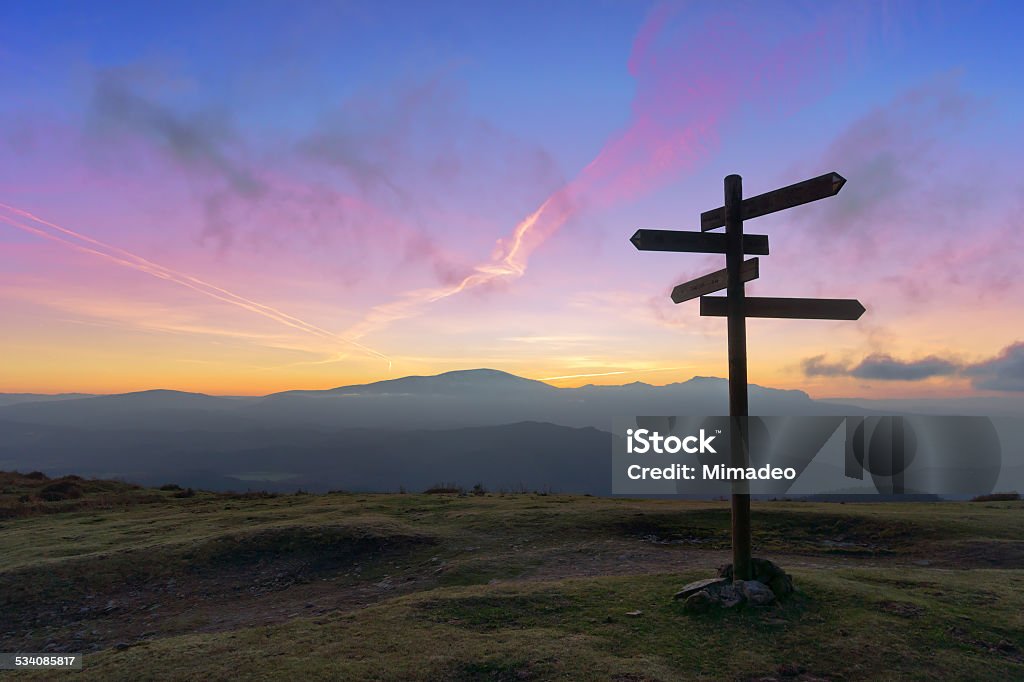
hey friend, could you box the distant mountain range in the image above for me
[0,369,1020,494]
[0,369,865,432]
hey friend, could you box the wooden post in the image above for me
[724,174,752,582]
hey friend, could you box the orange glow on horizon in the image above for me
[0,350,995,399]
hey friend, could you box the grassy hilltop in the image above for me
[1,472,1022,681]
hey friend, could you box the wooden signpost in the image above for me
[630,171,862,582]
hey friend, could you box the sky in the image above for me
[2,0,1023,398]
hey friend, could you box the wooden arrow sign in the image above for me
[630,229,769,255]
[700,172,846,231]
[699,296,865,320]
[672,258,759,304]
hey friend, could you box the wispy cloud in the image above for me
[801,355,850,377]
[850,354,960,381]
[778,74,1023,309]
[965,342,1024,392]
[803,342,1024,392]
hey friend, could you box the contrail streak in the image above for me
[341,196,559,341]
[0,203,391,366]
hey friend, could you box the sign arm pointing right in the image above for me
[700,172,846,231]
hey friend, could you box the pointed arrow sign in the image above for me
[630,229,769,254]
[671,258,759,304]
[699,296,865,320]
[700,172,846,231]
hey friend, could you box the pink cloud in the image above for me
[340,2,855,341]
[768,76,1024,322]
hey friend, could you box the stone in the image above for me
[673,577,729,601]
[683,589,714,613]
[625,610,643,617]
[737,580,776,606]
[719,558,794,597]
[717,583,743,608]
[680,567,790,612]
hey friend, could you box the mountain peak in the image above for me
[115,389,210,398]
[280,368,557,398]
[433,368,530,382]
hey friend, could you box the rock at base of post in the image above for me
[675,558,794,612]
[675,579,774,612]
[719,557,794,598]
[673,577,729,602]
[737,579,776,606]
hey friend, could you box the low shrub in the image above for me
[38,479,84,501]
[971,492,1020,502]
[424,483,463,494]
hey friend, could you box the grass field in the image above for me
[1,472,1022,680]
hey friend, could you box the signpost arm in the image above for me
[725,174,752,582]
